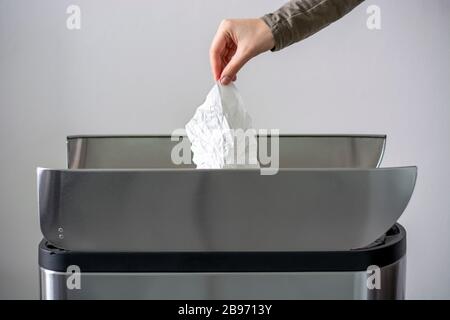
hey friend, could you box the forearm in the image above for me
[262,0,365,51]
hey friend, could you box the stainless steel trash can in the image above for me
[37,135,415,300]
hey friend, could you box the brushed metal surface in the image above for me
[66,135,386,169]
[39,257,405,300]
[37,167,416,251]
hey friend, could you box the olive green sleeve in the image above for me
[261,0,365,51]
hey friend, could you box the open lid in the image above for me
[38,165,416,251]
[66,134,386,169]
[37,134,416,252]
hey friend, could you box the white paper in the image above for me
[185,83,259,169]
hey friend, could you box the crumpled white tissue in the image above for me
[185,83,259,169]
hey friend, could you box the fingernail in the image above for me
[220,76,231,85]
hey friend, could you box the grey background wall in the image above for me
[0,0,449,299]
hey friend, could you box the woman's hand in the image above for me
[210,18,275,85]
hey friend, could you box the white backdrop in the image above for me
[0,0,449,299]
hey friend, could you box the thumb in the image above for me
[220,50,251,85]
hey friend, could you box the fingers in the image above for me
[210,19,266,85]
[219,49,251,85]
[209,29,228,81]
